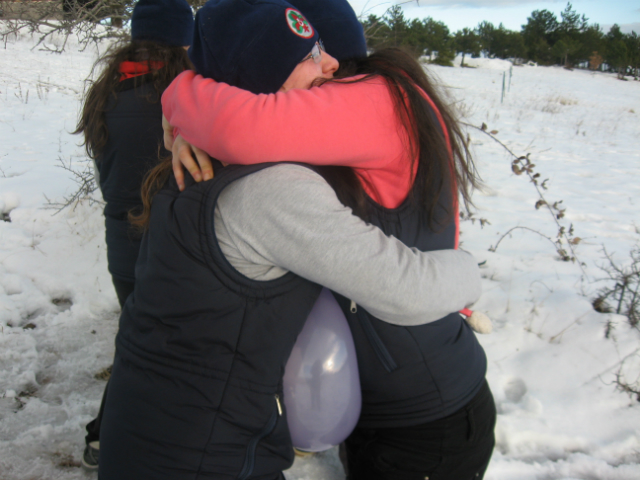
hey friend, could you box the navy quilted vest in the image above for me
[100,164,322,480]
[322,164,487,428]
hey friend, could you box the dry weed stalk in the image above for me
[614,353,640,403]
[464,121,583,269]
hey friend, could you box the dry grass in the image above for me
[540,95,578,113]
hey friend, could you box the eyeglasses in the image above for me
[299,39,325,64]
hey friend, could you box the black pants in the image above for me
[111,277,134,309]
[343,380,496,480]
[85,380,108,444]
[85,277,133,446]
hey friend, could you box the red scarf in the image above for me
[119,61,164,81]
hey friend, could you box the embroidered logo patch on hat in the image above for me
[285,8,314,38]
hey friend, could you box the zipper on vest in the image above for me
[237,397,280,480]
[356,310,398,373]
[350,300,357,313]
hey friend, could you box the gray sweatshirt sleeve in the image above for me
[214,164,481,325]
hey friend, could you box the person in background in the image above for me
[73,0,194,469]
[163,0,496,477]
[97,0,484,479]
[76,0,193,308]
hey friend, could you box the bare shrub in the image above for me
[43,156,101,213]
[593,245,640,329]
[1,0,130,52]
[1,0,206,52]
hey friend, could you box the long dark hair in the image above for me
[318,48,479,226]
[74,40,193,159]
[130,155,173,230]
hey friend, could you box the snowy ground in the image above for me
[1,27,640,480]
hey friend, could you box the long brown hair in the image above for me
[74,40,193,159]
[129,155,174,230]
[318,47,480,225]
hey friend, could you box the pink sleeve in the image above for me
[161,70,406,171]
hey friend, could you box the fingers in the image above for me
[171,135,216,191]
[162,115,174,151]
[192,145,214,181]
[163,117,215,191]
[171,144,186,191]
[172,135,201,191]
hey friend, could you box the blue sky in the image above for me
[347,0,640,34]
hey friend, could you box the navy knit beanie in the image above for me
[290,0,367,61]
[189,0,319,94]
[131,0,195,47]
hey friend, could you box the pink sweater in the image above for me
[162,70,456,232]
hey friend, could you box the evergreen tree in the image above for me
[558,2,588,36]
[625,31,639,78]
[500,29,526,61]
[402,16,454,63]
[577,24,605,66]
[361,14,389,50]
[606,23,625,43]
[382,5,407,48]
[551,37,580,66]
[555,3,589,65]
[454,27,480,66]
[522,9,559,64]
[422,17,454,64]
[606,25,629,76]
[608,40,628,77]
[477,21,495,57]
[478,22,526,60]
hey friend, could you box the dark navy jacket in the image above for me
[99,164,322,480]
[97,73,166,283]
[320,166,487,428]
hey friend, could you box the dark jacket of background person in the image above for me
[99,164,323,480]
[96,73,166,301]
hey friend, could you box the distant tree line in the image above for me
[362,2,639,77]
[1,0,637,77]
